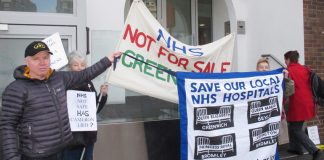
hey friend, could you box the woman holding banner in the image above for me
[62,51,109,160]
[256,57,294,160]
[256,57,295,97]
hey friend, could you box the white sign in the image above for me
[106,0,235,103]
[307,126,321,145]
[176,68,284,160]
[43,32,68,70]
[67,90,97,131]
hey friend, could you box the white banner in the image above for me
[107,0,235,103]
[43,32,68,70]
[176,68,284,160]
[67,90,97,131]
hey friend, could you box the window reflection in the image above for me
[131,0,157,18]
[0,0,73,13]
[198,0,213,45]
[166,0,192,45]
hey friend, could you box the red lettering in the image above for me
[158,46,168,58]
[168,52,178,65]
[203,62,215,73]
[194,61,204,72]
[135,32,147,48]
[123,24,137,43]
[221,62,231,73]
[123,24,156,51]
[178,58,189,70]
[157,46,189,70]
[146,36,156,52]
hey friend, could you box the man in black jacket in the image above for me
[0,41,121,160]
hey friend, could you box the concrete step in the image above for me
[279,144,312,160]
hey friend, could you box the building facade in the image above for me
[1,0,322,159]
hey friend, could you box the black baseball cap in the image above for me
[25,41,53,57]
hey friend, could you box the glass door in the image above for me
[161,0,213,45]
[197,0,213,45]
[164,0,193,45]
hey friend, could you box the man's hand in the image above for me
[100,83,108,96]
[107,51,123,63]
[283,69,289,79]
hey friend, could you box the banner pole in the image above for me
[80,147,86,160]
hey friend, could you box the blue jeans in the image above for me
[63,144,94,160]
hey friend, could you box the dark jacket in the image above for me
[68,81,107,147]
[1,57,111,160]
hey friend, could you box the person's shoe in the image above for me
[287,149,304,155]
[313,150,324,160]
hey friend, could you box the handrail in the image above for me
[261,54,286,68]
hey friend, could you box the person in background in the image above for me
[256,57,270,72]
[256,57,294,97]
[256,57,295,160]
[284,50,323,160]
[62,51,108,160]
[0,41,121,160]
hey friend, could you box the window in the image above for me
[0,0,73,13]
[198,0,213,45]
[165,0,192,44]
[130,0,157,18]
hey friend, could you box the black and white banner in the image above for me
[176,68,284,160]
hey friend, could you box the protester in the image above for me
[0,41,121,160]
[256,57,294,97]
[256,57,270,71]
[62,51,108,160]
[284,50,323,160]
[256,57,294,160]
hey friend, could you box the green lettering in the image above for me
[122,50,135,67]
[121,50,177,85]
[156,64,166,81]
[132,54,144,72]
[168,74,177,85]
[144,59,156,77]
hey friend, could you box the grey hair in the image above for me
[68,51,87,66]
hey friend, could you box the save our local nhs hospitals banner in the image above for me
[106,0,235,103]
[176,68,284,160]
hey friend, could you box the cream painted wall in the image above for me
[231,0,304,71]
[86,0,126,30]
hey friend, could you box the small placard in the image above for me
[67,90,97,131]
[43,32,68,70]
[307,126,321,145]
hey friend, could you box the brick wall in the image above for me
[303,0,324,138]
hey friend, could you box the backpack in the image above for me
[306,66,324,106]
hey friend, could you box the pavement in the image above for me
[279,144,313,160]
